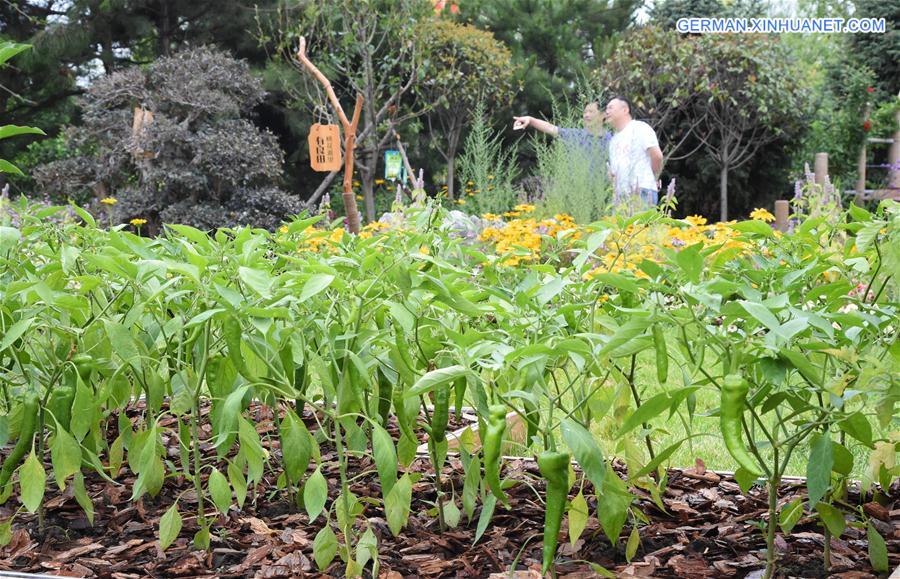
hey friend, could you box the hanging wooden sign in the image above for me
[308,123,342,172]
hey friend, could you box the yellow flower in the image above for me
[419,246,430,255]
[356,195,363,201]
[750,208,775,222]
[456,199,466,205]
[504,211,521,218]
[329,228,345,243]
[100,197,118,205]
[514,204,535,213]
[482,213,500,220]
[467,181,475,186]
[359,231,373,239]
[375,179,385,185]
[685,215,707,226]
[488,175,495,180]
[279,225,289,234]
[130,218,147,226]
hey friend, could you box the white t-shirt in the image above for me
[608,120,659,195]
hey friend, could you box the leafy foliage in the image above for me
[34,47,299,231]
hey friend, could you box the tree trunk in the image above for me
[362,172,375,223]
[720,163,729,222]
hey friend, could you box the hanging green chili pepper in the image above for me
[430,380,451,444]
[0,393,39,489]
[652,324,668,384]
[720,374,762,476]
[538,450,571,574]
[223,317,248,377]
[453,375,467,418]
[48,371,76,432]
[376,366,393,427]
[483,404,508,506]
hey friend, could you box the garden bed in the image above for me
[0,405,896,579]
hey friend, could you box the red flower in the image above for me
[450,2,459,13]
[863,120,871,132]
[866,87,875,93]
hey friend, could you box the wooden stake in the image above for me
[774,200,790,232]
[296,36,363,234]
[814,152,828,187]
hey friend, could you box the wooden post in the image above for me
[774,200,790,232]
[856,105,871,200]
[296,36,363,234]
[814,153,828,187]
[889,108,900,192]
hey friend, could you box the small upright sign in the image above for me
[384,150,404,182]
[308,124,342,172]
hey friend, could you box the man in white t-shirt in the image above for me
[605,96,664,206]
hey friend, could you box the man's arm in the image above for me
[648,146,663,179]
[513,115,559,137]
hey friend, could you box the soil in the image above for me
[0,404,897,578]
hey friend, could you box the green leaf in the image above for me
[228,462,248,509]
[280,410,312,483]
[839,412,872,447]
[588,563,616,578]
[50,430,82,490]
[19,450,45,513]
[385,472,412,536]
[0,43,31,66]
[313,524,338,570]
[0,318,31,352]
[104,320,142,371]
[617,392,671,436]
[779,499,804,534]
[588,272,640,294]
[300,274,335,301]
[0,125,45,141]
[625,526,640,562]
[568,490,589,543]
[73,472,94,525]
[159,502,182,550]
[238,266,273,298]
[560,418,605,492]
[815,502,845,537]
[807,432,833,507]
[208,469,232,513]
[867,523,888,572]
[674,243,704,282]
[304,467,328,523]
[597,464,632,544]
[831,442,853,476]
[0,518,11,547]
[70,377,96,442]
[443,496,461,528]
[474,493,497,545]
[731,220,774,237]
[0,159,24,176]
[596,317,651,357]
[406,365,467,398]
[372,423,398,495]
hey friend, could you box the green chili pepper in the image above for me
[538,451,571,574]
[223,316,248,377]
[453,375,467,419]
[72,353,95,381]
[720,374,762,476]
[376,366,393,427]
[430,380,450,444]
[483,404,508,506]
[48,372,76,432]
[0,393,39,489]
[652,324,668,384]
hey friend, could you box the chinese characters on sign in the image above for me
[308,123,342,172]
